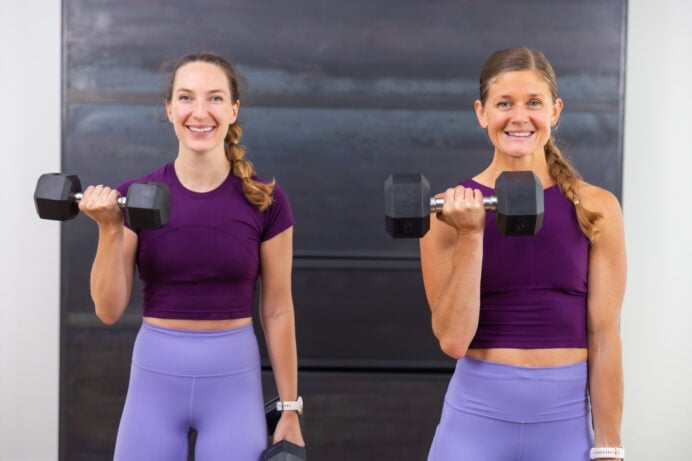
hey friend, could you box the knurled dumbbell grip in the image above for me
[430,196,498,213]
[72,192,127,209]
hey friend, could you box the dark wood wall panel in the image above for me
[61,0,627,459]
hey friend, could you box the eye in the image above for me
[178,94,191,102]
[211,95,224,102]
[527,99,543,108]
[496,101,511,109]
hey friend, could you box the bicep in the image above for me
[259,226,294,313]
[586,189,627,334]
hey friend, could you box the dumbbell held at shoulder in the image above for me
[33,173,171,230]
[384,171,544,238]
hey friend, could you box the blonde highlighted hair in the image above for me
[163,53,275,211]
[479,47,602,242]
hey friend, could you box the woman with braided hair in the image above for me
[78,53,304,459]
[421,47,626,461]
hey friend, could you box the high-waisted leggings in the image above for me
[113,322,266,461]
[428,357,593,461]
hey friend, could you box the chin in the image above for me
[500,149,534,160]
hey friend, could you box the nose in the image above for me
[509,104,530,124]
[191,100,208,119]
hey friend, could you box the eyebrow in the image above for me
[494,93,545,100]
[175,88,229,95]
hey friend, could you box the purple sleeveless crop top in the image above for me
[462,179,590,349]
[117,162,294,320]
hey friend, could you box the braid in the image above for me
[225,122,275,211]
[544,139,602,242]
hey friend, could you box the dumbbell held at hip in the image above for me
[263,396,306,460]
[33,173,171,230]
[384,171,544,238]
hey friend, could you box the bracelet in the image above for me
[590,447,625,459]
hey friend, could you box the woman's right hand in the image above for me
[78,185,123,228]
[435,186,486,236]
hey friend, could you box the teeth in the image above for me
[507,131,531,137]
[189,126,214,133]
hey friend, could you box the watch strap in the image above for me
[276,396,303,415]
[590,447,625,459]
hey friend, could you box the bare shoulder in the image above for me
[578,181,622,217]
[578,181,625,246]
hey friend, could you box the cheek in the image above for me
[539,115,556,130]
[168,103,193,124]
[486,115,507,131]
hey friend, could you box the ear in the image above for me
[551,98,564,127]
[474,99,488,128]
[230,100,240,123]
[165,100,174,123]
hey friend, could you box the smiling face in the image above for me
[475,69,562,161]
[165,61,239,157]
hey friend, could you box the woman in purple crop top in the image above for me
[420,48,626,461]
[77,53,304,459]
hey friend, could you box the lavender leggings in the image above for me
[113,322,266,461]
[428,357,593,461]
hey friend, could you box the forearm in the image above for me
[90,225,132,324]
[429,233,483,358]
[262,307,299,400]
[588,332,624,448]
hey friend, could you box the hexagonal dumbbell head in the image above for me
[494,171,544,236]
[384,173,432,238]
[125,182,171,230]
[33,173,82,221]
[262,440,306,461]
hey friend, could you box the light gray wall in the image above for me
[621,0,692,457]
[1,0,691,459]
[0,1,61,461]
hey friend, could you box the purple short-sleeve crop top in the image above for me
[116,162,294,320]
[462,179,590,349]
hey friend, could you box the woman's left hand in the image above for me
[272,411,305,447]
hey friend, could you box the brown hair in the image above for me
[479,47,602,242]
[163,53,275,211]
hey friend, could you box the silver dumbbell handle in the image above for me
[430,196,498,213]
[72,192,127,208]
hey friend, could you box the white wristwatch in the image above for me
[275,396,303,416]
[590,447,625,459]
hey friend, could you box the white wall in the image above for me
[1,0,691,460]
[0,1,61,461]
[621,0,692,458]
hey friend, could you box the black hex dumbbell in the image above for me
[34,173,171,230]
[384,171,544,238]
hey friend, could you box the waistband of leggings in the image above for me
[444,356,589,423]
[132,321,260,377]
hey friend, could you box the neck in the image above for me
[477,152,554,189]
[174,151,231,193]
